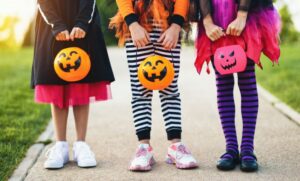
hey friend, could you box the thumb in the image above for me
[65,31,70,41]
[70,29,75,41]
[226,25,231,35]
[145,31,150,42]
[158,32,166,43]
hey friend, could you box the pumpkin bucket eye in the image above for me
[220,54,225,59]
[59,53,66,59]
[156,60,163,66]
[229,51,235,57]
[70,51,78,56]
[145,62,152,67]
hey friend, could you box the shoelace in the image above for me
[45,145,63,160]
[136,147,147,157]
[75,144,94,160]
[177,145,191,155]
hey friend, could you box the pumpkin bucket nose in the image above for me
[67,57,71,60]
[152,66,157,70]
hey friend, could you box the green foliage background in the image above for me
[97,0,118,45]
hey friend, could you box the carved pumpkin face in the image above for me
[54,47,91,82]
[138,55,174,90]
[214,45,247,75]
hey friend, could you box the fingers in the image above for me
[55,30,70,41]
[158,32,166,43]
[70,28,75,41]
[208,26,224,41]
[70,27,86,41]
[145,30,151,42]
[226,21,244,36]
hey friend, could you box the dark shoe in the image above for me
[240,151,258,172]
[217,150,239,171]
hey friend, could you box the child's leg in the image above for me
[126,41,154,142]
[237,60,258,156]
[72,104,97,168]
[156,43,182,141]
[73,105,89,141]
[51,104,69,141]
[214,71,239,153]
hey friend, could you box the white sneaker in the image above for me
[166,142,198,169]
[129,144,155,171]
[73,141,97,168]
[44,141,69,169]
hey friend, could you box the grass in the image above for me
[256,43,300,112]
[0,48,50,181]
[0,43,298,180]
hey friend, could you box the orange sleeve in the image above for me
[116,0,135,18]
[173,0,189,19]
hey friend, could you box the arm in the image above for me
[116,0,149,48]
[69,0,96,41]
[37,0,67,36]
[172,0,189,27]
[158,0,190,49]
[200,0,225,41]
[238,0,251,12]
[75,0,97,33]
[226,0,251,36]
[116,0,138,27]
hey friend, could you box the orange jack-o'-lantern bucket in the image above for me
[54,47,91,82]
[138,55,175,90]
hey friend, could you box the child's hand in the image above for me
[70,27,86,41]
[158,23,181,50]
[56,30,70,41]
[129,22,150,48]
[226,11,248,36]
[203,15,225,41]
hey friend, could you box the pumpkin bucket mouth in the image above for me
[221,59,237,70]
[143,67,167,82]
[58,57,81,72]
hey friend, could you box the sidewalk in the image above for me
[25,48,300,181]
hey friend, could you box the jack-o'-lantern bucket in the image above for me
[138,55,174,90]
[54,47,91,82]
[214,45,247,75]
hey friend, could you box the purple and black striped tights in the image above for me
[215,60,258,161]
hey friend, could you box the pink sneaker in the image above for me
[166,142,198,169]
[129,144,155,171]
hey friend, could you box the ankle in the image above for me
[170,139,181,144]
[139,139,150,145]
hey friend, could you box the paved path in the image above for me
[25,48,300,181]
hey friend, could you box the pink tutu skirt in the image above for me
[195,0,281,74]
[35,82,112,109]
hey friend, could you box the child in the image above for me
[110,0,198,171]
[32,0,115,169]
[195,0,280,172]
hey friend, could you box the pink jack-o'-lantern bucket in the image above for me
[214,45,247,75]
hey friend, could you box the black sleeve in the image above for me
[238,0,251,12]
[199,0,211,18]
[37,0,67,36]
[124,14,139,27]
[75,0,96,32]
